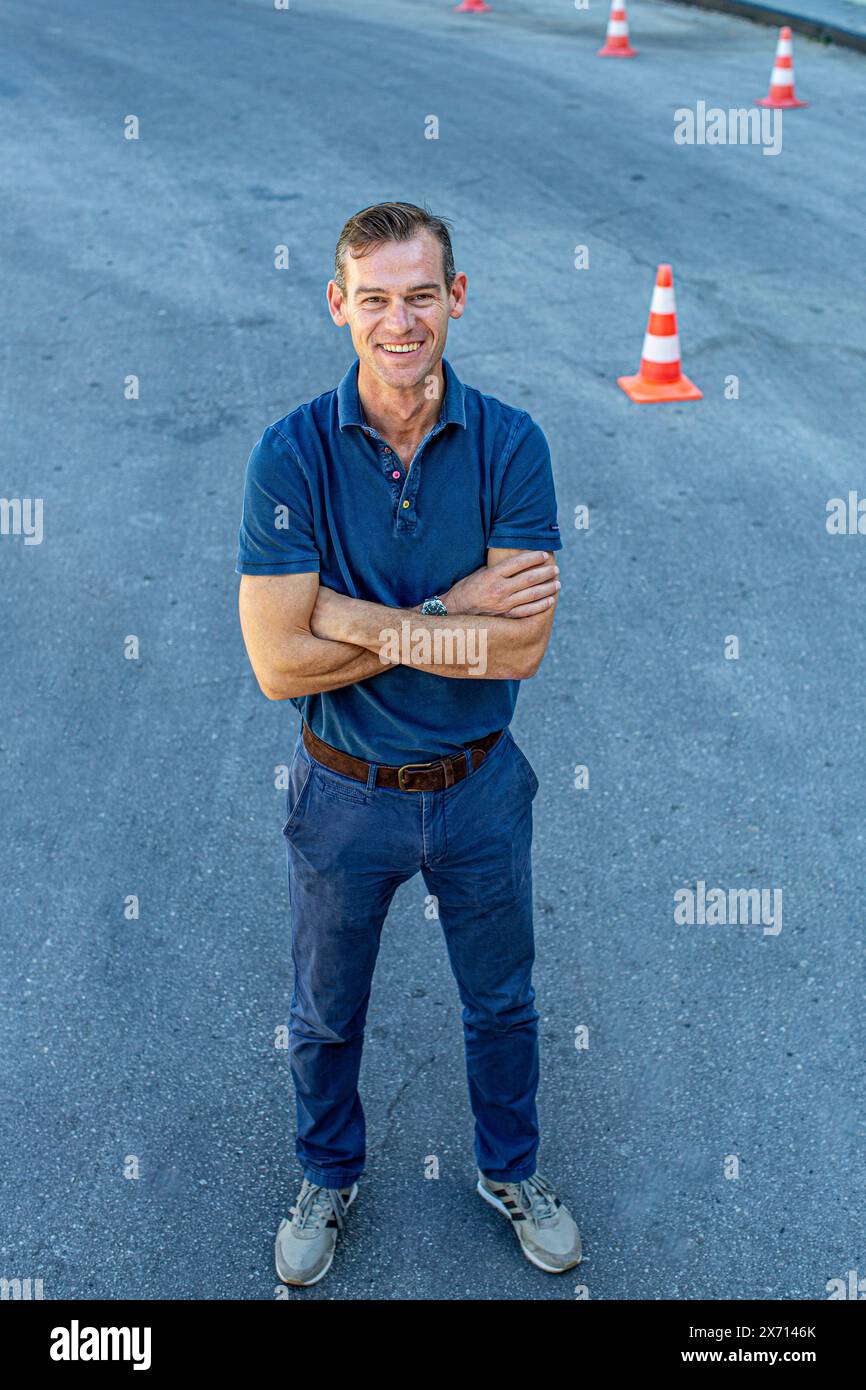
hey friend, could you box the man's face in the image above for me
[327,230,466,390]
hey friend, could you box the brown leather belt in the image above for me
[302,720,503,792]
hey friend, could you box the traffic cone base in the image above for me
[455,0,490,11]
[598,42,637,57]
[617,371,702,403]
[756,94,808,108]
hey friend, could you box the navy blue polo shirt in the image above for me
[236,356,562,765]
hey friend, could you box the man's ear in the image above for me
[327,279,348,327]
[448,271,468,322]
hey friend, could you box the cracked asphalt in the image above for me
[1,0,863,1300]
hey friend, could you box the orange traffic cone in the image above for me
[598,0,637,57]
[617,265,702,403]
[455,0,490,11]
[757,26,808,108]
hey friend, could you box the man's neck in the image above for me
[357,359,444,450]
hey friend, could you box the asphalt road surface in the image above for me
[1,0,863,1301]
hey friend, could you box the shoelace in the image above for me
[290,1181,350,1234]
[515,1172,559,1226]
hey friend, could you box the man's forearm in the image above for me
[262,631,395,699]
[316,595,538,681]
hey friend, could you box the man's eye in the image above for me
[412,295,433,302]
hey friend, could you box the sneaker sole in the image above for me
[275,1182,358,1287]
[476,1179,582,1274]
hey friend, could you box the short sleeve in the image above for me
[488,413,562,553]
[235,424,321,575]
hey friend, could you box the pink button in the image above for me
[392,470,400,478]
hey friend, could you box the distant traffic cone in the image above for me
[757,26,808,108]
[617,264,702,403]
[455,0,490,12]
[598,0,637,57]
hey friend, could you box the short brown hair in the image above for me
[334,201,455,293]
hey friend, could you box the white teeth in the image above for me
[380,343,421,353]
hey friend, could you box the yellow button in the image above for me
[402,500,410,509]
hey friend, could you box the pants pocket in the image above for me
[508,733,540,801]
[283,751,315,836]
[312,768,370,806]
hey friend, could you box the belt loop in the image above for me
[365,759,378,792]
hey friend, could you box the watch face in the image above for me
[421,597,447,616]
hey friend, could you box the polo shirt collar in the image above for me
[337,356,467,431]
[439,357,467,429]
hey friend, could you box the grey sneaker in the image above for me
[477,1169,582,1273]
[274,1177,358,1286]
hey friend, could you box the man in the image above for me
[236,201,580,1288]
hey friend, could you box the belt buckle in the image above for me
[397,759,438,792]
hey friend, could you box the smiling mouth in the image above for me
[377,341,423,355]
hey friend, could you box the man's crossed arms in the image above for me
[239,550,561,700]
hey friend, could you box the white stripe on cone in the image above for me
[649,285,677,315]
[641,332,682,364]
[607,20,629,35]
[770,66,795,87]
[777,36,793,56]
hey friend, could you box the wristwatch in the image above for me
[419,595,448,616]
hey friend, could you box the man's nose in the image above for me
[383,303,414,334]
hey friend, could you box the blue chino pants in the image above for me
[282,722,541,1188]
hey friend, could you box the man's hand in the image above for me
[441,550,560,618]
